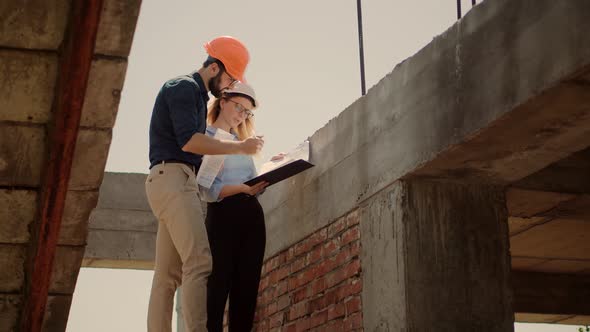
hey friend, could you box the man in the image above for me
[145,36,263,332]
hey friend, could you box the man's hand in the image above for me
[271,152,287,162]
[241,182,268,196]
[240,136,264,155]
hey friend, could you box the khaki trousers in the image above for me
[146,163,212,332]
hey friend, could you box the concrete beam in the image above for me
[0,0,70,50]
[19,1,104,330]
[0,49,58,124]
[513,271,590,316]
[514,147,590,194]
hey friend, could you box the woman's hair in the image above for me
[207,92,255,140]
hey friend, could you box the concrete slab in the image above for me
[0,125,45,187]
[68,129,112,191]
[58,190,99,246]
[80,58,128,128]
[48,246,85,294]
[0,294,21,331]
[511,219,590,259]
[96,172,150,210]
[506,188,576,218]
[84,228,156,269]
[0,189,36,244]
[89,209,156,233]
[0,0,70,50]
[0,50,58,124]
[94,0,141,57]
[0,244,25,292]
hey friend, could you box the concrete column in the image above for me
[360,180,513,331]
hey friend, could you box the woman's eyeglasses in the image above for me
[226,99,254,119]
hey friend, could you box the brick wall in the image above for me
[254,210,363,331]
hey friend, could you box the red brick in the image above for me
[325,268,346,289]
[344,312,362,330]
[259,276,269,292]
[277,294,291,311]
[266,256,280,272]
[310,277,327,294]
[266,301,278,316]
[333,246,353,268]
[259,287,275,306]
[293,239,312,257]
[327,217,347,238]
[286,247,296,261]
[327,303,346,321]
[345,210,360,227]
[288,276,298,291]
[345,296,362,315]
[307,245,322,265]
[323,238,340,257]
[292,285,310,303]
[285,318,311,332]
[315,256,337,275]
[324,319,345,331]
[294,267,317,288]
[288,301,309,320]
[269,265,291,283]
[291,256,307,274]
[269,311,284,328]
[278,251,288,264]
[307,227,328,247]
[276,279,288,296]
[341,226,360,246]
[254,318,269,332]
[336,279,362,301]
[343,259,361,279]
[309,309,328,328]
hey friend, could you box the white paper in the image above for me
[259,140,310,175]
[196,128,235,188]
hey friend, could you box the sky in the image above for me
[67,0,580,331]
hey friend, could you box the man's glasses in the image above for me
[226,99,254,119]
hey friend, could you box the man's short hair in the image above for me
[203,56,226,72]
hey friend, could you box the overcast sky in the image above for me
[67,1,578,331]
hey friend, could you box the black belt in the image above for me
[156,160,197,174]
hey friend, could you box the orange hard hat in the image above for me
[204,36,250,83]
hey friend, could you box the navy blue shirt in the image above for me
[149,72,209,169]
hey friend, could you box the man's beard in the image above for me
[209,71,224,98]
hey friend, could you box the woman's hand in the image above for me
[241,182,268,196]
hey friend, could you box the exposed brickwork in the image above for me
[254,210,363,331]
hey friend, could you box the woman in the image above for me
[200,81,269,331]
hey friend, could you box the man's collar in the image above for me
[191,72,210,103]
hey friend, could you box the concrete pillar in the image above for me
[360,180,513,331]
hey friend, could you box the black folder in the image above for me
[244,159,314,187]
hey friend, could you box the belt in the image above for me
[157,159,197,174]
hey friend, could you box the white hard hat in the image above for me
[223,81,258,108]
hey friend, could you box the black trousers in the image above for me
[205,194,266,332]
